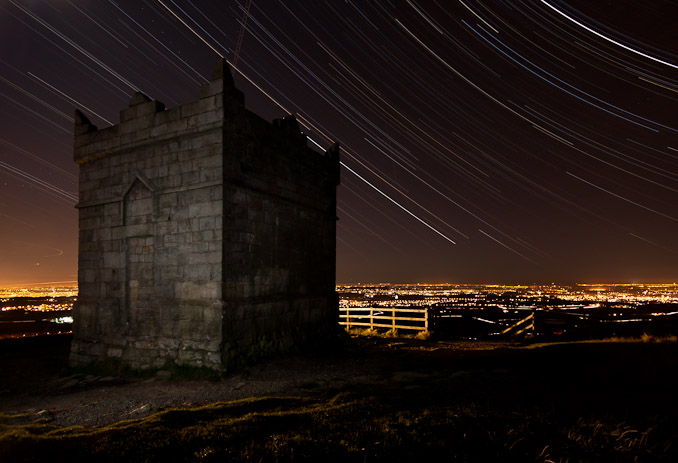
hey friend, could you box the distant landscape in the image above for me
[2,283,677,461]
[0,286,75,340]
[2,283,677,341]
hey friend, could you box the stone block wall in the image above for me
[70,60,339,371]
[220,110,339,367]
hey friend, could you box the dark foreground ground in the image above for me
[1,334,677,462]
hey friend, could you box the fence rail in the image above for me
[500,313,534,336]
[339,307,428,332]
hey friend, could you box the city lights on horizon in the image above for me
[337,282,678,308]
[0,283,78,299]
[1,281,676,314]
[1,281,676,292]
[2,281,675,342]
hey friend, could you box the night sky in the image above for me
[0,1,676,287]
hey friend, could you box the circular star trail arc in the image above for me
[0,0,676,286]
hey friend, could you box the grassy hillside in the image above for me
[1,339,676,462]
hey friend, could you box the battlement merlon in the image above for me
[74,110,97,136]
[73,60,244,164]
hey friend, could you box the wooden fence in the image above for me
[500,312,534,336]
[339,307,428,332]
[339,307,535,337]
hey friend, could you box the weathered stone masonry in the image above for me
[70,60,339,371]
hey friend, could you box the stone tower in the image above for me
[70,60,339,372]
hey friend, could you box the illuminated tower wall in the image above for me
[70,60,339,372]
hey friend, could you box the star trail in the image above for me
[0,0,676,286]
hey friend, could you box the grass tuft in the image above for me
[345,327,431,340]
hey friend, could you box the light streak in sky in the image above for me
[109,0,209,86]
[567,172,678,222]
[155,1,462,250]
[274,1,640,260]
[0,160,77,203]
[394,18,550,133]
[155,0,472,247]
[4,240,65,258]
[9,0,141,93]
[243,11,438,169]
[0,138,76,180]
[66,0,130,49]
[478,229,537,264]
[337,220,373,248]
[539,0,678,70]
[6,13,131,97]
[120,1,678,263]
[337,236,369,260]
[341,161,457,245]
[165,0,227,59]
[466,20,669,133]
[364,138,417,173]
[1,1,676,282]
[289,85,474,240]
[458,0,499,34]
[566,144,678,194]
[155,0,227,59]
[342,181,437,249]
[337,204,409,255]
[0,91,70,134]
[0,212,34,228]
[0,76,72,122]
[518,105,678,192]
[308,136,466,241]
[629,233,677,254]
[27,73,114,126]
[184,0,230,40]
[634,69,678,93]
[406,0,445,35]
[532,124,574,146]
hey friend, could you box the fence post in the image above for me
[392,309,396,330]
[370,308,373,330]
[346,308,350,330]
[425,307,429,331]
